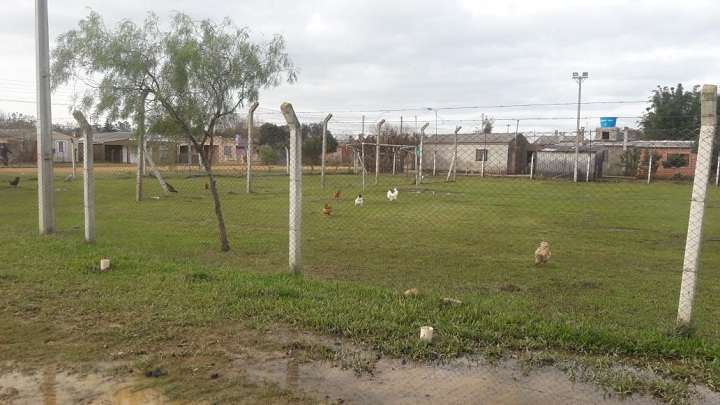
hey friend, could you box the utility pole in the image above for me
[572,72,589,182]
[35,0,55,234]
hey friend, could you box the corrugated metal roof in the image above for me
[426,133,523,144]
[76,131,177,144]
[0,129,74,140]
[539,140,695,151]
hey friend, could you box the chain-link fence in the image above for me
[2,99,719,402]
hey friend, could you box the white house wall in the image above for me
[53,139,74,163]
[422,143,510,174]
[535,151,596,177]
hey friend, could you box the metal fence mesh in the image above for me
[3,119,719,402]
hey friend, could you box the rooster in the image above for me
[9,176,19,187]
[165,182,178,193]
[386,187,398,201]
[534,241,551,265]
[354,194,363,206]
[322,202,333,215]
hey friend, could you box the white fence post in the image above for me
[247,101,259,194]
[374,119,385,186]
[417,123,429,186]
[73,111,95,244]
[530,152,535,179]
[586,154,591,182]
[281,102,302,275]
[446,126,461,182]
[321,113,332,188]
[677,84,717,327]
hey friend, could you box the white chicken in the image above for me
[386,187,398,201]
[355,194,364,206]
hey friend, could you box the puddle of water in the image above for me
[240,351,720,405]
[0,367,167,405]
[3,352,718,404]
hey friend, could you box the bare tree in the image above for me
[51,11,296,252]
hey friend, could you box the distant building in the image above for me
[421,133,529,175]
[0,128,76,163]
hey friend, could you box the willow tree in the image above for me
[51,11,296,252]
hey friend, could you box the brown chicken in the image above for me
[333,188,341,199]
[322,202,332,215]
[166,182,178,193]
[204,181,209,189]
[534,241,551,265]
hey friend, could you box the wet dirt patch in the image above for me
[3,323,720,405]
[0,366,169,405]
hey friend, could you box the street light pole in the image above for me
[572,72,588,183]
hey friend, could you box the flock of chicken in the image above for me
[323,186,552,266]
[321,187,399,216]
[5,176,550,266]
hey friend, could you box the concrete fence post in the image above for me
[677,84,717,327]
[417,123,429,186]
[361,143,366,191]
[374,119,385,186]
[73,111,95,244]
[446,126,461,182]
[321,113,332,188]
[281,102,302,275]
[247,102,259,194]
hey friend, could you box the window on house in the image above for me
[158,146,169,158]
[663,153,690,168]
[475,149,488,161]
[224,146,232,157]
[602,150,609,161]
[57,141,65,153]
[601,131,610,140]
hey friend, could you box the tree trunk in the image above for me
[203,159,230,252]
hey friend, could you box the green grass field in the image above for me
[1,167,719,402]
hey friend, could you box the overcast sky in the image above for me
[1,0,719,137]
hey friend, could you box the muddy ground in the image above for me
[2,326,719,405]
